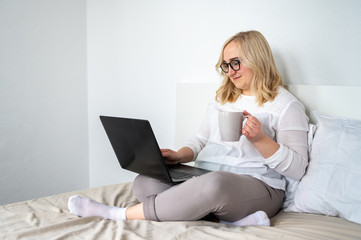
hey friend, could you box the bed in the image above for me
[1,84,361,240]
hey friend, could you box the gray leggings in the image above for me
[132,171,284,222]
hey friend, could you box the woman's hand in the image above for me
[161,149,180,165]
[242,110,280,158]
[161,147,194,165]
[242,110,265,143]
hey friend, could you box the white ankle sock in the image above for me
[68,195,127,221]
[220,211,270,227]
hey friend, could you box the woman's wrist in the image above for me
[251,135,280,159]
[177,147,194,163]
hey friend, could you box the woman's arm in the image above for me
[242,109,309,181]
[161,102,214,165]
[242,112,280,158]
[161,147,194,164]
[264,130,308,180]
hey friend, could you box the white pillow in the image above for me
[292,111,361,224]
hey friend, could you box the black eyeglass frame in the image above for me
[220,59,241,73]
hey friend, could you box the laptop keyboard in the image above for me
[168,168,196,180]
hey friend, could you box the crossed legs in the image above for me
[68,171,284,226]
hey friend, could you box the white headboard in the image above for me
[175,83,361,149]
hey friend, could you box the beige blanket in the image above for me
[1,182,361,240]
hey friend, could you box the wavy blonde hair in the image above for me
[215,30,283,106]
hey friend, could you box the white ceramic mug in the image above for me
[218,111,248,141]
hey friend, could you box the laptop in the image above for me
[100,116,210,184]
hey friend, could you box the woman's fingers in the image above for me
[161,149,179,164]
[242,114,264,141]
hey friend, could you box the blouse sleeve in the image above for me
[264,100,309,180]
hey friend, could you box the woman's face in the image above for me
[223,41,254,96]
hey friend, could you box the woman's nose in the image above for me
[227,67,236,76]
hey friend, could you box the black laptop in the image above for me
[100,116,210,184]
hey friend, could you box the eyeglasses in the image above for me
[220,59,241,73]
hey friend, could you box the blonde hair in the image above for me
[215,30,283,106]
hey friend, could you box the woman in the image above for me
[68,30,309,226]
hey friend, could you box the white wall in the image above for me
[0,0,88,204]
[87,0,361,188]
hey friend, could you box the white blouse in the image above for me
[184,86,309,190]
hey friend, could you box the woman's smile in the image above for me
[232,75,241,81]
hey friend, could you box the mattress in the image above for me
[1,182,360,240]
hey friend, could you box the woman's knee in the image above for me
[198,171,235,200]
